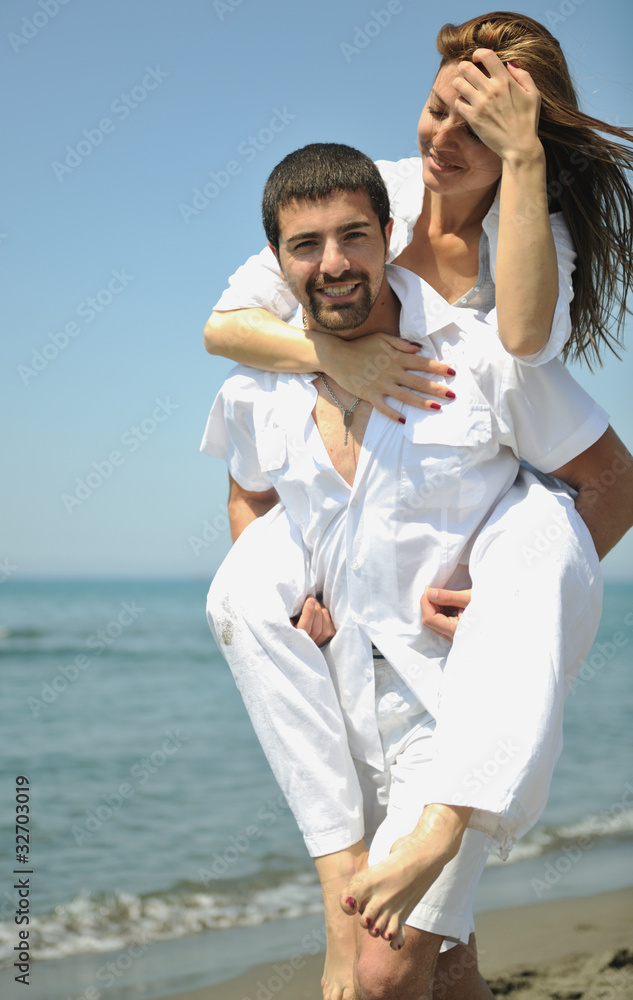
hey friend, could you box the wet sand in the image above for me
[167,887,633,999]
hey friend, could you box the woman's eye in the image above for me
[428,107,446,119]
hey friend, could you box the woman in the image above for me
[203,13,633,1000]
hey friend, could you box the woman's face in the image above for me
[417,62,503,198]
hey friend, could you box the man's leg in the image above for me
[346,672,494,999]
[206,505,365,998]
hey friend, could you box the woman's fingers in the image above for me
[328,333,456,422]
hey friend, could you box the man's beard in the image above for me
[303,270,376,330]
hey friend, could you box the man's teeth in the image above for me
[322,284,357,297]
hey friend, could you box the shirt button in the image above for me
[460,296,468,303]
[364,669,373,681]
[349,498,358,509]
[350,559,360,572]
[474,285,481,292]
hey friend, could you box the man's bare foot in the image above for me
[340,804,472,951]
[315,843,367,999]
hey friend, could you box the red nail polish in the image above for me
[445,390,456,399]
[430,402,442,410]
[398,416,406,425]
[387,932,393,940]
[346,897,357,909]
[446,367,456,376]
[365,917,372,927]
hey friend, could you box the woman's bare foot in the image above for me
[315,842,368,999]
[340,804,472,951]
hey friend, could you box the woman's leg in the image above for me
[428,470,603,844]
[342,472,602,984]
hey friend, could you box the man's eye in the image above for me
[294,240,317,250]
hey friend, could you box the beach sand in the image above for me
[168,887,633,999]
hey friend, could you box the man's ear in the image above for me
[268,241,287,282]
[384,218,394,261]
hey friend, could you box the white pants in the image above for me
[206,473,603,864]
[358,656,491,947]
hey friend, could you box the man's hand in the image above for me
[420,587,471,641]
[292,596,336,647]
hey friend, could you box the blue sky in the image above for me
[3,0,632,581]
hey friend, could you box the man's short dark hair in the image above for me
[263,143,391,252]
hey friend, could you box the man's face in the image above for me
[273,190,392,334]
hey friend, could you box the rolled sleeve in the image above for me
[500,357,609,473]
[200,368,273,492]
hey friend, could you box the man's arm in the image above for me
[227,472,279,542]
[551,426,633,560]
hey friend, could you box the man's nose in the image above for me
[320,239,350,276]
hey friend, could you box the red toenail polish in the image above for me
[346,897,357,909]
[387,933,393,940]
[365,918,372,927]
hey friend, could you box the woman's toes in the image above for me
[389,924,407,951]
[339,892,358,915]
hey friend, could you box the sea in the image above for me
[1,579,632,1000]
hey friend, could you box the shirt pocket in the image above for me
[399,403,492,512]
[256,423,287,473]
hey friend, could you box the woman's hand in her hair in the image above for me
[322,333,457,423]
[452,48,543,162]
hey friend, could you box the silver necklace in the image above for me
[318,373,361,446]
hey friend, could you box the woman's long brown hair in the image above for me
[437,11,633,366]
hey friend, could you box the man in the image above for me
[201,143,631,1000]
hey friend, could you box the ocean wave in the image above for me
[1,807,631,967]
[486,805,633,866]
[0,874,323,967]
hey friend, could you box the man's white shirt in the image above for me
[202,265,607,854]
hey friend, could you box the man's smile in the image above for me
[316,282,361,301]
